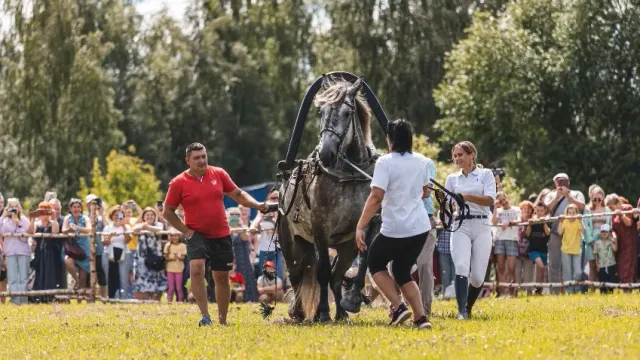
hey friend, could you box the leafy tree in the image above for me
[78,148,162,208]
[435,0,640,201]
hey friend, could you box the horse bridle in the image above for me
[318,97,356,159]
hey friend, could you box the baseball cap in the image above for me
[600,224,611,232]
[264,261,275,268]
[85,194,98,204]
[553,173,569,181]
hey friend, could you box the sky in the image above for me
[134,0,189,27]
[0,0,190,33]
[2,0,332,34]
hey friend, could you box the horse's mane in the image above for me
[313,77,373,147]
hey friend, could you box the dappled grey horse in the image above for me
[276,74,388,322]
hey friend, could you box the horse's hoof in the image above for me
[335,310,350,322]
[313,311,332,323]
[288,304,305,322]
[340,289,363,313]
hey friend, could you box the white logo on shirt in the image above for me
[211,180,217,186]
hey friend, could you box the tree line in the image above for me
[1,0,638,205]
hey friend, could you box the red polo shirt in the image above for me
[165,166,238,238]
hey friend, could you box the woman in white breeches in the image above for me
[444,141,496,320]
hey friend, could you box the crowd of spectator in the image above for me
[0,190,286,304]
[0,171,638,306]
[432,173,640,298]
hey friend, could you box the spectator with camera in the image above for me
[228,206,258,302]
[62,198,92,292]
[103,206,132,298]
[122,200,143,298]
[133,207,167,300]
[30,202,63,303]
[544,173,585,293]
[257,260,284,302]
[251,191,285,282]
[0,198,32,304]
[492,192,521,296]
[85,194,108,299]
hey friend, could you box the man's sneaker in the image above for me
[457,311,469,320]
[389,303,411,326]
[198,315,213,327]
[414,315,432,330]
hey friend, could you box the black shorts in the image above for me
[186,232,234,271]
[368,231,428,286]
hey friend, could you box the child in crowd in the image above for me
[593,224,618,294]
[229,262,245,303]
[558,204,584,293]
[526,202,551,295]
[164,232,187,302]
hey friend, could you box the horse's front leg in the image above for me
[313,232,332,323]
[341,216,380,313]
[332,240,357,322]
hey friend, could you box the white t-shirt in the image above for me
[445,167,497,217]
[258,217,277,252]
[103,224,129,249]
[494,207,521,241]
[371,152,433,238]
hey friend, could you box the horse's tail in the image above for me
[297,247,319,320]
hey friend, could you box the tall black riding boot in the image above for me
[466,283,483,317]
[455,275,469,319]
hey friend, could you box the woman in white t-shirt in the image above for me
[102,206,132,299]
[355,119,432,330]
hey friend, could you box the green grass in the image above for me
[1,294,639,359]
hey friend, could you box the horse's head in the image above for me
[315,77,368,167]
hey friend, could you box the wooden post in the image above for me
[89,207,97,303]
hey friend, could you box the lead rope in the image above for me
[260,194,283,319]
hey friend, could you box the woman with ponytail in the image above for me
[444,141,496,320]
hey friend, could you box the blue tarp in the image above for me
[223,182,277,221]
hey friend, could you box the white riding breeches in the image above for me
[450,218,493,288]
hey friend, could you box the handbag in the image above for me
[64,238,87,261]
[144,236,165,271]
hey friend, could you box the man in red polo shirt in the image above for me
[163,142,268,326]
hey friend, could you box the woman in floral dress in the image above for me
[133,207,167,300]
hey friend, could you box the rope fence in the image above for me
[2,212,638,303]
[485,280,640,290]
[429,209,638,229]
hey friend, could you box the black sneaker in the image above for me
[389,303,411,326]
[414,315,432,330]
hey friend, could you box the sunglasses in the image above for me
[593,198,603,202]
[269,197,279,201]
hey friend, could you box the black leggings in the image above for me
[368,231,428,286]
[108,248,124,299]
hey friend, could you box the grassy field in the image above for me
[1,293,639,359]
